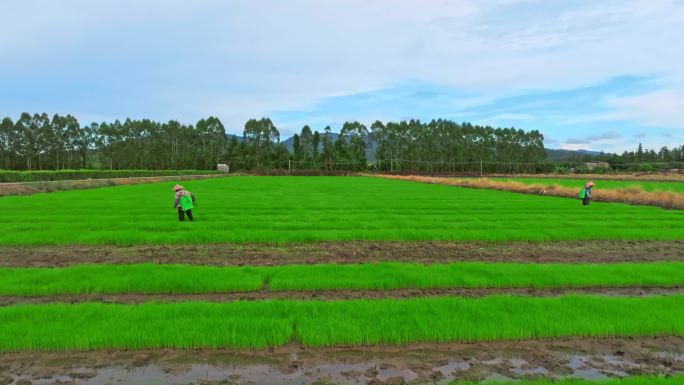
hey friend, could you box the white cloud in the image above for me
[608,90,684,130]
[1,0,684,143]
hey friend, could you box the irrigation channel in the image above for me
[1,337,683,384]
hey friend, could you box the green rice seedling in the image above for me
[293,295,684,346]
[0,295,681,351]
[266,261,684,291]
[0,301,295,351]
[1,262,683,296]
[0,264,264,296]
[0,176,682,245]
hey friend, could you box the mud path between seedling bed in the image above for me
[1,336,682,384]
[1,240,682,267]
[1,287,681,306]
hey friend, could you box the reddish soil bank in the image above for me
[0,174,227,197]
[1,337,682,384]
[1,287,681,306]
[0,240,682,267]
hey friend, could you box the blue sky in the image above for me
[1,0,683,152]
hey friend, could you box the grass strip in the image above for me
[446,375,684,385]
[1,262,684,296]
[0,264,264,295]
[0,295,682,351]
[266,262,684,291]
[0,176,683,245]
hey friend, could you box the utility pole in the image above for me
[480,160,483,177]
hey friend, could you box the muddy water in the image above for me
[1,337,682,385]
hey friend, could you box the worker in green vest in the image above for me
[173,184,196,221]
[579,181,595,206]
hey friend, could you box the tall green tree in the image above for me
[243,118,279,169]
[340,121,368,170]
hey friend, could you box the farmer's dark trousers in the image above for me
[582,197,590,206]
[178,208,194,221]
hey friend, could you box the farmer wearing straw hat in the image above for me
[580,181,595,206]
[173,184,196,221]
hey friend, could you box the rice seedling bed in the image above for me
[1,295,682,351]
[0,177,682,245]
[1,262,683,296]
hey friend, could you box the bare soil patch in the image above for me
[1,287,681,306]
[0,240,681,267]
[0,174,226,197]
[1,337,681,384]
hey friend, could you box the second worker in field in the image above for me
[173,184,196,221]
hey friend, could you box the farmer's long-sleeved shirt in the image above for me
[174,190,196,208]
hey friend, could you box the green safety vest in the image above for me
[578,188,586,199]
[180,194,194,211]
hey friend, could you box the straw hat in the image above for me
[173,184,185,191]
[585,181,595,188]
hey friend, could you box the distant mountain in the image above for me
[231,133,604,162]
[281,133,341,152]
[545,148,604,161]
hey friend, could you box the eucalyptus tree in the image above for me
[243,118,279,169]
[340,121,368,170]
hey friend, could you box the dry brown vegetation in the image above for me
[484,173,684,182]
[376,174,684,210]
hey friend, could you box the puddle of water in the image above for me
[435,360,470,376]
[44,364,310,385]
[7,347,682,385]
[509,358,528,368]
[563,355,608,380]
[511,366,549,375]
[566,355,587,370]
[377,368,418,382]
[656,351,684,361]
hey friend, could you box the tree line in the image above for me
[0,113,227,170]
[597,143,684,164]
[3,112,680,173]
[228,119,548,173]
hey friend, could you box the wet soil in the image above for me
[1,240,682,267]
[1,287,681,306]
[1,337,682,384]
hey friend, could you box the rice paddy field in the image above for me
[1,176,684,244]
[0,175,682,384]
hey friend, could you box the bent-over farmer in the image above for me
[173,184,196,221]
[581,181,595,206]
